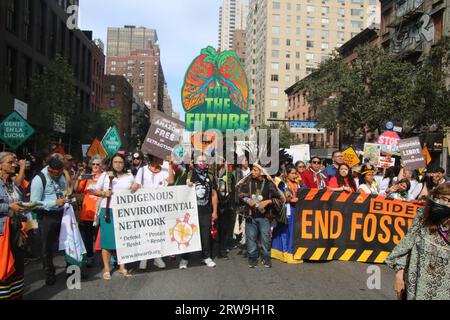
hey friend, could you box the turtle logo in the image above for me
[169,213,199,249]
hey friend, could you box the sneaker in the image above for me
[262,259,272,268]
[179,259,189,269]
[202,258,216,268]
[153,258,166,269]
[139,260,148,270]
[248,258,257,268]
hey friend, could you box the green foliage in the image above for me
[260,123,302,149]
[300,43,450,139]
[31,54,78,131]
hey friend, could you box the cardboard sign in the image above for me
[182,46,250,131]
[377,131,400,156]
[398,137,426,170]
[289,190,421,264]
[0,112,35,150]
[379,156,396,168]
[342,147,361,168]
[141,111,184,159]
[363,143,381,166]
[111,186,201,264]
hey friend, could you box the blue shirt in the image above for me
[324,165,338,180]
[30,167,68,211]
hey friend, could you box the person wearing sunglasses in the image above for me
[301,156,329,190]
[30,154,69,286]
[324,151,345,180]
[73,156,104,268]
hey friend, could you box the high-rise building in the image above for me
[107,25,158,57]
[218,0,249,51]
[232,29,247,65]
[106,46,165,112]
[246,0,381,128]
[162,83,173,117]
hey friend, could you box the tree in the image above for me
[300,43,450,142]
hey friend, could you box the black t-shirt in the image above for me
[191,170,216,216]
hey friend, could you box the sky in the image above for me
[79,0,221,119]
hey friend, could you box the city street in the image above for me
[23,249,396,300]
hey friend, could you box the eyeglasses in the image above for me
[298,166,305,168]
[92,163,101,167]
[311,161,321,164]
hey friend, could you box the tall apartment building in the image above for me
[162,83,173,117]
[106,46,165,112]
[107,25,158,57]
[232,29,247,64]
[246,0,380,128]
[219,0,249,51]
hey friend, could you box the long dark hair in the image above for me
[422,183,450,234]
[335,164,357,191]
[108,154,128,176]
[383,166,399,187]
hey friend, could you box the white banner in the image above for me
[111,186,201,264]
[290,127,325,134]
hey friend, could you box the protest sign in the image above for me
[363,143,381,166]
[0,112,35,150]
[379,156,396,168]
[377,131,400,156]
[182,46,250,131]
[141,111,184,159]
[101,127,122,157]
[342,147,361,168]
[111,186,201,264]
[86,138,108,158]
[288,190,421,264]
[398,137,426,170]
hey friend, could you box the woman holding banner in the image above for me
[93,154,134,280]
[357,164,379,195]
[272,166,303,263]
[327,164,357,193]
[386,183,450,300]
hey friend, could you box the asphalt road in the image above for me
[23,248,397,300]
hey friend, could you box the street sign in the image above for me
[101,127,122,157]
[289,121,319,128]
[0,112,35,150]
[290,127,325,134]
[385,121,394,130]
[14,99,28,120]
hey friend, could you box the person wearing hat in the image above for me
[130,151,145,176]
[236,163,285,268]
[30,153,69,286]
[386,182,450,300]
[357,164,379,195]
[300,156,329,190]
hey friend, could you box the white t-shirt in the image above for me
[134,166,169,189]
[242,167,251,177]
[95,172,134,208]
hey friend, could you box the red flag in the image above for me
[422,144,431,165]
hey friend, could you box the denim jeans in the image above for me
[245,217,271,261]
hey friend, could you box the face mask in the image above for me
[429,198,450,223]
[196,164,208,171]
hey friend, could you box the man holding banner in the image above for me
[131,154,175,271]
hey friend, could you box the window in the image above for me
[5,46,17,94]
[307,5,315,13]
[272,26,280,34]
[6,0,17,32]
[286,27,291,35]
[271,87,279,94]
[286,15,291,23]
[295,63,300,70]
[286,3,291,10]
[321,18,329,25]
[321,54,330,62]
[271,100,279,107]
[286,63,290,70]
[321,42,329,49]
[271,63,279,70]
[272,14,280,22]
[296,27,301,35]
[285,75,291,83]
[272,38,280,45]
[286,51,291,58]
[296,52,300,59]
[271,74,279,82]
[307,41,314,48]
[306,65,315,74]
[337,31,345,39]
[111,61,117,66]
[306,17,314,25]
[270,112,278,119]
[273,2,280,9]
[338,8,345,16]
[337,19,345,28]
[272,50,280,57]
[351,0,363,3]
[286,39,291,46]
[322,30,329,38]
[306,53,314,60]
[306,29,314,37]
[351,20,363,29]
[295,40,301,47]
[23,0,32,42]
[321,7,330,14]
[296,16,301,23]
[351,9,363,16]
[296,4,301,11]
